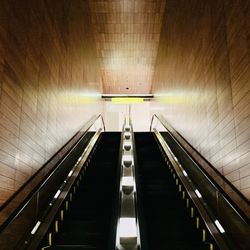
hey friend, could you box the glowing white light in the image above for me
[183,170,188,176]
[174,156,178,162]
[122,176,134,186]
[122,176,134,194]
[125,125,131,131]
[54,190,61,199]
[215,220,225,233]
[68,170,73,177]
[119,218,137,244]
[124,132,131,139]
[122,154,133,167]
[124,141,132,151]
[31,221,41,235]
[195,189,202,198]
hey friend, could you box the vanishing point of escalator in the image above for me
[135,132,208,250]
[47,132,121,250]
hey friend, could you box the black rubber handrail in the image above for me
[150,114,250,220]
[0,114,105,231]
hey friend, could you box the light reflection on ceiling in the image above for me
[89,0,166,94]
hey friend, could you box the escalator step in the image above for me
[46,132,121,250]
[55,232,106,245]
[50,245,102,250]
[135,132,208,250]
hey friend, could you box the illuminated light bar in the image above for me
[119,217,137,245]
[122,155,133,167]
[124,132,131,140]
[54,190,61,199]
[174,156,178,162]
[195,189,202,198]
[68,170,73,177]
[125,125,131,131]
[183,170,188,176]
[214,220,225,233]
[31,221,41,235]
[122,176,134,194]
[112,97,144,104]
[124,141,132,151]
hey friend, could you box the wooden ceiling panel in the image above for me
[89,0,166,94]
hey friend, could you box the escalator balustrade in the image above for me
[135,132,216,250]
[41,132,121,250]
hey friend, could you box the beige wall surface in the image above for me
[0,0,102,205]
[103,102,151,131]
[152,0,250,199]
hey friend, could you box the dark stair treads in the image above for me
[49,245,102,250]
[135,132,207,250]
[50,132,120,250]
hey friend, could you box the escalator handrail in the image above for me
[150,114,249,221]
[26,129,103,250]
[0,114,105,231]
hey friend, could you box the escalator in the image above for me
[44,132,121,250]
[135,132,209,250]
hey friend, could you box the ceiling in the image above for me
[89,0,166,94]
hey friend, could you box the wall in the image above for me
[0,0,102,205]
[152,0,250,199]
[103,102,151,131]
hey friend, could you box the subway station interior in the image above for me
[0,1,249,249]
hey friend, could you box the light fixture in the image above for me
[214,220,225,233]
[122,176,134,194]
[195,189,202,198]
[68,170,73,177]
[124,141,132,151]
[54,190,61,199]
[112,97,144,104]
[124,132,131,140]
[119,217,137,245]
[183,170,188,176]
[125,125,131,131]
[31,221,41,235]
[122,154,133,167]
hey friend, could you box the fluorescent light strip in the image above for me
[122,154,133,162]
[68,170,73,177]
[102,94,153,97]
[174,156,178,162]
[124,141,132,147]
[31,221,41,235]
[214,220,225,233]
[119,217,137,238]
[125,125,131,130]
[124,132,131,137]
[122,176,134,187]
[195,189,202,198]
[54,190,61,199]
[112,97,144,104]
[183,170,188,176]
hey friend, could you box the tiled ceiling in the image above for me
[89,0,166,94]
